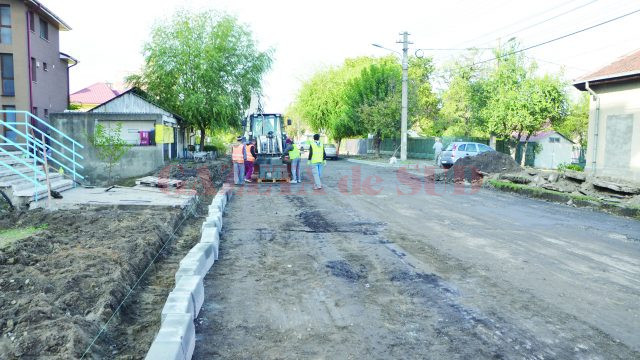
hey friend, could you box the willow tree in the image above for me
[128,10,273,145]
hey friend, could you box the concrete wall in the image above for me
[533,134,576,169]
[586,81,640,182]
[339,139,368,156]
[50,112,166,185]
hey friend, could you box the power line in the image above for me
[499,0,599,42]
[455,0,582,48]
[472,8,640,66]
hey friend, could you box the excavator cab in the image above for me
[244,113,289,182]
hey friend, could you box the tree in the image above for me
[293,56,383,146]
[344,59,403,156]
[555,92,589,147]
[127,10,272,146]
[439,54,488,137]
[88,122,131,185]
[481,43,568,161]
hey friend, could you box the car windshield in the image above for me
[445,143,455,151]
[252,115,278,136]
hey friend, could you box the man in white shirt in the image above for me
[433,138,443,166]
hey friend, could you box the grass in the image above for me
[0,224,48,250]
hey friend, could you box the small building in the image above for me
[515,130,578,169]
[50,88,186,185]
[69,82,127,111]
[573,49,640,182]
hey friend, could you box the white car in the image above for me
[440,142,494,168]
[324,144,338,159]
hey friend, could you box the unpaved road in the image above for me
[194,160,640,359]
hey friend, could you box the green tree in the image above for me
[88,122,131,185]
[344,59,402,156]
[481,44,568,161]
[127,10,272,146]
[293,56,383,147]
[439,54,488,137]
[555,92,589,147]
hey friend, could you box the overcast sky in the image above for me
[47,0,640,110]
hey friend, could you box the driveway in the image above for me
[193,160,640,359]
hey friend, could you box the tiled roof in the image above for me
[577,48,640,82]
[512,130,572,143]
[70,82,127,105]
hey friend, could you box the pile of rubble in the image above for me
[430,151,521,183]
[497,169,640,205]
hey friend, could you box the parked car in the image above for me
[324,144,338,159]
[297,141,310,151]
[439,142,494,168]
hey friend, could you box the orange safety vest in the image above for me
[246,144,255,162]
[231,144,245,163]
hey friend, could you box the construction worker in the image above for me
[231,136,246,185]
[284,138,302,183]
[244,138,257,183]
[308,134,326,190]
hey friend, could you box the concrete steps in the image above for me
[0,150,75,207]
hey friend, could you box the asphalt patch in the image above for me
[325,260,368,281]
[298,210,334,233]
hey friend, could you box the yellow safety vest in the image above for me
[289,144,301,160]
[310,142,324,164]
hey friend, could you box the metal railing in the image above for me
[0,110,84,204]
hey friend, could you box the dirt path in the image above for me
[193,160,639,359]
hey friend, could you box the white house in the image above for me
[518,130,578,169]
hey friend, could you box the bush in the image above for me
[202,145,217,152]
[557,163,584,172]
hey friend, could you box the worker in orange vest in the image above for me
[244,138,257,183]
[231,136,246,185]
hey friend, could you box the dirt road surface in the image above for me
[193,160,640,359]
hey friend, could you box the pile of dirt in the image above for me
[0,207,182,359]
[154,158,229,195]
[444,151,521,182]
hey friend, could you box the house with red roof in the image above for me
[69,82,128,110]
[573,49,640,182]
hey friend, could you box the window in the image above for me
[43,108,48,118]
[32,107,37,116]
[0,5,11,44]
[28,11,34,32]
[458,144,466,151]
[466,143,477,152]
[39,17,48,40]
[31,57,36,82]
[478,144,493,152]
[43,62,48,71]
[549,137,560,143]
[2,105,16,141]
[1,53,14,96]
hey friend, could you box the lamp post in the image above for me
[372,31,410,161]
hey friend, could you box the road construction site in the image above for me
[194,160,639,359]
[1,159,639,359]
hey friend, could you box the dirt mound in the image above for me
[0,207,182,359]
[445,152,520,182]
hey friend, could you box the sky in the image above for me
[46,0,640,110]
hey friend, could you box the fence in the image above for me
[359,137,510,159]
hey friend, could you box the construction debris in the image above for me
[136,176,184,189]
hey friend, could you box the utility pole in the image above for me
[397,32,410,161]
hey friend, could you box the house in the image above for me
[70,82,127,111]
[0,0,76,141]
[515,130,578,169]
[573,49,640,182]
[49,88,187,185]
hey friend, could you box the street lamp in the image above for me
[372,32,410,161]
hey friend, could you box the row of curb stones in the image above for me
[145,184,233,360]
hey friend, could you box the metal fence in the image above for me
[364,137,510,159]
